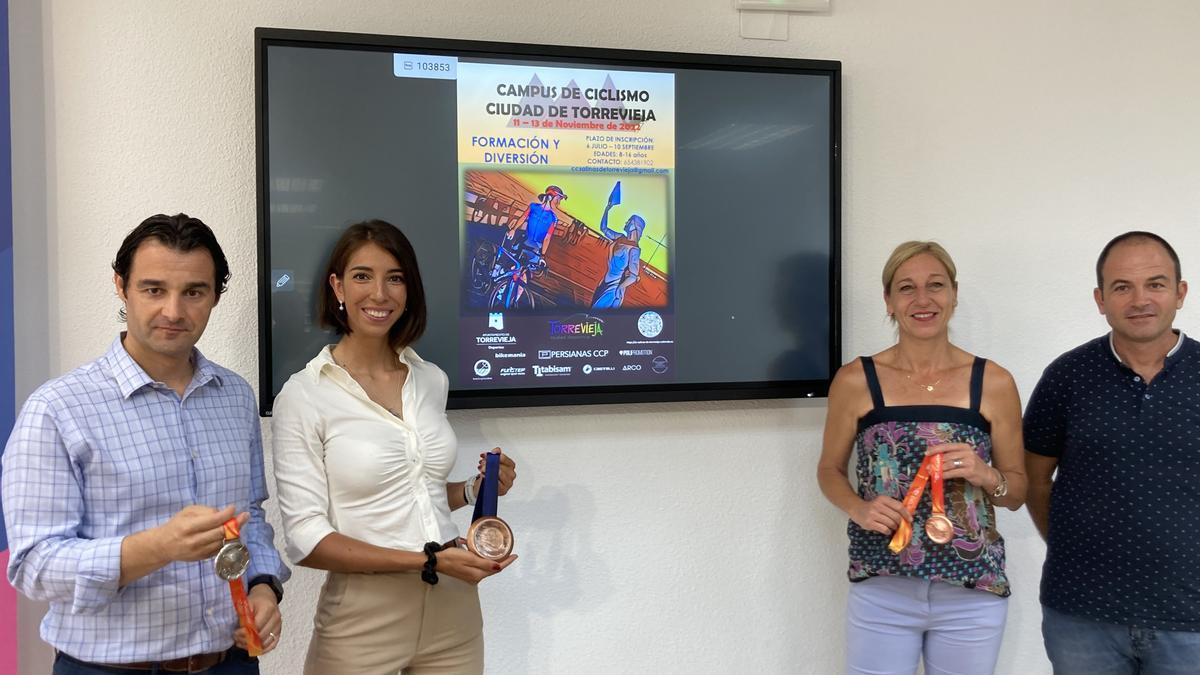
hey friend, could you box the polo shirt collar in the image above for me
[103,333,223,399]
[1107,329,1187,365]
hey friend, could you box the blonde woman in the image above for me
[817,241,1027,674]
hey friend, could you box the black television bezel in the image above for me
[255,27,841,414]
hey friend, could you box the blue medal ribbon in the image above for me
[472,451,501,521]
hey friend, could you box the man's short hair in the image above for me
[1095,231,1182,289]
[111,213,231,320]
[318,219,428,351]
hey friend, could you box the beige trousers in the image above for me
[303,571,484,675]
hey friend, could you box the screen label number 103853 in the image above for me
[392,53,458,80]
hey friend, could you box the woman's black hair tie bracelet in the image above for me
[421,541,443,585]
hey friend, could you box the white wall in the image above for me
[14,1,1200,673]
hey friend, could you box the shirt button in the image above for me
[1145,393,1152,400]
[1133,376,1141,382]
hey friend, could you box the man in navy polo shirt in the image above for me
[1025,231,1199,673]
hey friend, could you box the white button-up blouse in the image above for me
[270,345,460,563]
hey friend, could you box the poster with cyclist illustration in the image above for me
[461,170,670,311]
[456,60,677,388]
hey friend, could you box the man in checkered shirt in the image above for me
[2,214,289,674]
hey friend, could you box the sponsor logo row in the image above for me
[482,348,654,359]
[472,356,668,378]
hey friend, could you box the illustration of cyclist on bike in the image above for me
[591,181,643,309]
[490,184,566,306]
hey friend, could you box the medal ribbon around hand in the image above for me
[221,519,264,657]
[888,454,933,553]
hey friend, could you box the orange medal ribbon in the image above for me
[888,455,933,553]
[222,519,264,657]
[930,453,945,517]
[924,454,954,544]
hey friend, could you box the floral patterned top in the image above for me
[846,356,1009,597]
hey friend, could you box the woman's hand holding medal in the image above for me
[849,496,912,536]
[422,449,519,586]
[436,541,518,584]
[848,444,988,540]
[471,448,517,497]
[924,443,989,486]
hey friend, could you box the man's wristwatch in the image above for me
[248,574,284,604]
[991,470,1009,499]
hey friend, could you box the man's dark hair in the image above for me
[318,219,427,350]
[1095,231,1182,290]
[112,213,231,320]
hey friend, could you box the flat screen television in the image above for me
[256,28,840,412]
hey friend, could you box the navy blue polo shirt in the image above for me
[1025,332,1200,631]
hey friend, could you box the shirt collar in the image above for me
[1107,330,1186,364]
[306,343,423,379]
[102,333,223,399]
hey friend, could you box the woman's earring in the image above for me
[338,301,344,311]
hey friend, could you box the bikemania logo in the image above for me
[548,314,604,339]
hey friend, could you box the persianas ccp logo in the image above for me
[538,349,609,359]
[548,314,604,337]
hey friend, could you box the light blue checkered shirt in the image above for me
[1,336,289,663]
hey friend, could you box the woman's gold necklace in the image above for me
[906,374,942,392]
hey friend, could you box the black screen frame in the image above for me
[255,27,841,414]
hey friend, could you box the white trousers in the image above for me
[845,575,1008,675]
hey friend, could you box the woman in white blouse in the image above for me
[271,220,517,675]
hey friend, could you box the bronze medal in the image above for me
[924,452,954,545]
[466,515,514,561]
[924,514,954,544]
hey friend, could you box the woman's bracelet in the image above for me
[990,468,1009,499]
[463,475,480,506]
[421,541,442,585]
